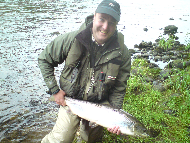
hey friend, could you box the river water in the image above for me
[0,0,190,142]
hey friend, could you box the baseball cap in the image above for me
[95,0,121,22]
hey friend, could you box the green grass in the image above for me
[101,35,190,142]
[158,35,175,51]
[101,58,190,143]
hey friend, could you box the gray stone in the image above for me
[159,69,172,80]
[162,55,170,61]
[154,56,162,62]
[153,82,166,92]
[163,110,175,115]
[171,56,177,60]
[143,76,153,83]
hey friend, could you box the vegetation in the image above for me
[158,31,190,52]
[101,59,190,143]
[158,36,176,51]
[101,35,190,142]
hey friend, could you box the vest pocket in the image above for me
[60,65,82,99]
[105,62,120,84]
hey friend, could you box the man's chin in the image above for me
[99,35,108,41]
[97,39,107,45]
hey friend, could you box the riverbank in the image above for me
[103,63,189,142]
[101,31,190,142]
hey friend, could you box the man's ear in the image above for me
[93,12,96,21]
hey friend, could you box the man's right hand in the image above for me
[53,89,66,106]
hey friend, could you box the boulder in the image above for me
[164,25,178,35]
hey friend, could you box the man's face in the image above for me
[92,13,117,45]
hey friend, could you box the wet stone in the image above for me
[159,69,171,80]
[163,110,176,115]
[154,56,162,62]
[170,56,178,60]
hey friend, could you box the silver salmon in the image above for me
[49,96,149,137]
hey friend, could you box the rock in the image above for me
[159,69,172,80]
[164,25,178,35]
[183,54,188,59]
[153,80,159,85]
[148,41,153,46]
[143,76,153,82]
[141,48,147,52]
[155,39,160,42]
[149,63,159,68]
[138,42,147,49]
[140,53,149,59]
[149,50,153,55]
[153,80,166,92]
[134,44,139,48]
[167,51,174,56]
[183,60,190,67]
[143,27,148,32]
[163,110,176,115]
[50,31,60,36]
[154,47,164,54]
[154,56,162,62]
[153,51,158,56]
[129,49,136,55]
[162,55,170,61]
[171,93,181,97]
[152,43,158,47]
[170,56,177,60]
[169,18,174,20]
[165,60,190,69]
[131,69,139,76]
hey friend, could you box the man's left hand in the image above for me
[107,126,121,135]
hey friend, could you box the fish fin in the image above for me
[120,109,133,116]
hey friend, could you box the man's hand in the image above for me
[53,89,66,106]
[107,126,121,135]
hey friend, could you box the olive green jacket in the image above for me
[38,15,131,108]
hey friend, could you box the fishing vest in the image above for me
[60,32,125,103]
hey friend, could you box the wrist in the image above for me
[52,89,60,95]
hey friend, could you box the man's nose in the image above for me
[102,22,108,30]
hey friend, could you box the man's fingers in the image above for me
[107,126,120,135]
[53,90,66,106]
[55,98,66,106]
[113,126,119,134]
[61,100,66,106]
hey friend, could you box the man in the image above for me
[38,0,131,142]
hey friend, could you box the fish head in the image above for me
[119,109,149,137]
[120,123,135,136]
[133,122,149,137]
[120,121,149,137]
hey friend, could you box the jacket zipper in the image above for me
[84,68,95,100]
